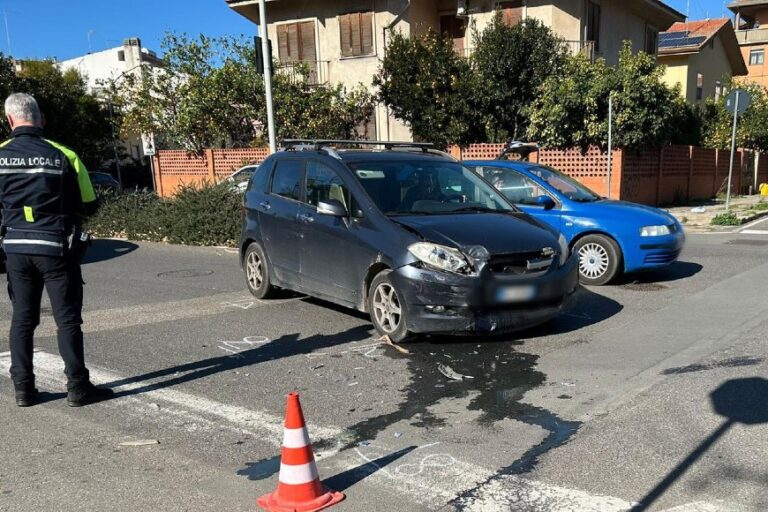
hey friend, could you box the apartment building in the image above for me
[729,0,768,87]
[227,0,684,141]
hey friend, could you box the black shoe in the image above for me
[67,383,114,407]
[14,387,39,407]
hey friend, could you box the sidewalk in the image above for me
[665,194,768,233]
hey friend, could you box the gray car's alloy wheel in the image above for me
[369,271,409,343]
[244,243,275,299]
[574,234,622,286]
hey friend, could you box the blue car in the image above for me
[466,145,685,285]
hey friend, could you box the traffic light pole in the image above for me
[259,0,276,153]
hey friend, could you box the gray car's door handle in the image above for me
[299,213,314,224]
[259,201,271,211]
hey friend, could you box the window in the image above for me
[750,48,765,66]
[117,50,125,61]
[479,167,548,205]
[645,25,658,55]
[305,161,349,208]
[276,21,316,63]
[271,160,303,201]
[498,1,524,27]
[339,12,374,57]
[585,0,601,52]
[440,14,467,54]
[715,80,723,100]
[696,73,704,101]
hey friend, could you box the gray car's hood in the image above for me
[393,212,559,255]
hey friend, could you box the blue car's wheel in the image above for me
[574,234,622,286]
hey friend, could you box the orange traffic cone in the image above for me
[257,392,345,512]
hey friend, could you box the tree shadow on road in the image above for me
[632,377,768,511]
[82,239,139,265]
[100,325,373,400]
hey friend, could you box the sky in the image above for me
[0,0,739,61]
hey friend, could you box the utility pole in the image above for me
[607,93,613,199]
[3,10,12,56]
[726,91,740,212]
[258,0,276,153]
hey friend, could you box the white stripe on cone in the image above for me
[282,427,311,449]
[279,462,320,486]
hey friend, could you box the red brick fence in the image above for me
[153,144,768,205]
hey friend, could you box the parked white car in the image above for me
[228,164,259,192]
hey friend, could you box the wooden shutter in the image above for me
[285,23,300,61]
[500,1,523,26]
[299,21,316,61]
[339,14,352,57]
[350,13,363,56]
[277,24,289,61]
[361,12,374,55]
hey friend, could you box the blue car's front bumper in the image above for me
[622,229,686,273]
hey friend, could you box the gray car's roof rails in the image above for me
[496,140,540,161]
[283,139,436,152]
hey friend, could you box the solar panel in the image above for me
[658,31,706,48]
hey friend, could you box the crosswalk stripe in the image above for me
[0,350,342,452]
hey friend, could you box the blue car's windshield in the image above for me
[526,165,601,202]
[347,161,517,216]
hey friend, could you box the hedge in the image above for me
[87,181,242,247]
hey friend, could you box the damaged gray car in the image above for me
[239,140,579,342]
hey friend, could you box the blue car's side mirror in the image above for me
[536,195,556,211]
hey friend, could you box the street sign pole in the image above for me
[258,0,277,154]
[607,93,613,199]
[726,91,740,212]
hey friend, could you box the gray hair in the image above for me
[4,93,41,125]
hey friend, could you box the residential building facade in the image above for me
[729,0,768,87]
[658,19,748,104]
[58,38,163,160]
[226,0,684,141]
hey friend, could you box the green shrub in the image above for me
[710,212,741,226]
[162,182,241,246]
[87,181,242,247]
[750,202,768,212]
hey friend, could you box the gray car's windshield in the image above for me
[348,161,516,215]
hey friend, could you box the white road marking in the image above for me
[0,350,740,511]
[0,350,342,454]
[738,229,768,235]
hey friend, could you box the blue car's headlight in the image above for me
[640,225,672,237]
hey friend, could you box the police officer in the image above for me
[1,93,113,407]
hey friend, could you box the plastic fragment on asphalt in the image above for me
[358,440,371,447]
[394,432,403,438]
[348,382,359,387]
[438,364,474,381]
[691,206,707,213]
[119,440,160,447]
[311,364,325,370]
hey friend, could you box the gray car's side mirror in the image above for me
[317,199,348,217]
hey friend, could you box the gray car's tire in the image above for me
[368,271,410,343]
[244,243,275,299]
[574,234,622,286]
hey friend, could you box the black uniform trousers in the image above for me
[6,252,89,390]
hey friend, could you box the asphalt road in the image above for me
[1,231,767,511]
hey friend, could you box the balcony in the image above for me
[736,28,768,45]
[455,40,595,61]
[274,60,330,86]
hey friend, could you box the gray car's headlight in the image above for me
[409,242,470,274]
[640,225,671,237]
[558,234,569,267]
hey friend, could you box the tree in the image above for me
[528,42,692,151]
[373,29,483,148]
[702,81,768,151]
[117,33,375,153]
[471,15,567,141]
[0,58,113,170]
